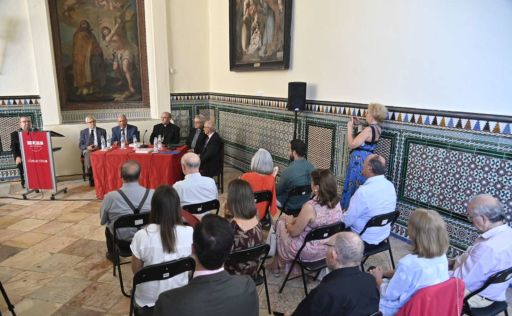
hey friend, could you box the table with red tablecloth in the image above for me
[90,146,186,199]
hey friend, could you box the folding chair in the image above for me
[214,141,225,193]
[254,190,273,230]
[226,244,272,314]
[463,266,512,316]
[182,199,220,216]
[279,184,312,217]
[0,281,16,316]
[113,212,150,297]
[359,210,400,270]
[130,257,195,316]
[278,222,345,295]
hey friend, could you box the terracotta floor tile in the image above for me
[3,231,51,248]
[52,305,104,316]
[32,221,74,234]
[56,212,91,223]
[60,223,100,239]
[27,276,91,304]
[0,249,51,269]
[8,298,61,315]
[62,254,112,281]
[31,236,79,253]
[29,253,85,275]
[0,216,21,229]
[0,244,24,262]
[4,270,55,297]
[0,266,23,283]
[6,218,48,232]
[67,282,125,312]
[0,229,24,243]
[60,239,105,258]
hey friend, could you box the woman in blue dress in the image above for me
[341,103,388,209]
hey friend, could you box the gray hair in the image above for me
[205,120,216,132]
[85,115,96,123]
[195,114,206,123]
[332,232,364,266]
[250,148,274,175]
[469,194,505,223]
[181,152,201,169]
[118,114,127,120]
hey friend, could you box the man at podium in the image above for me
[10,116,34,188]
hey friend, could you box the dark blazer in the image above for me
[292,266,380,316]
[186,128,207,153]
[199,132,223,177]
[79,127,107,151]
[111,124,139,144]
[149,123,180,146]
[10,128,39,159]
[153,271,258,316]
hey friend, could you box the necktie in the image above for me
[88,129,95,146]
[191,129,200,149]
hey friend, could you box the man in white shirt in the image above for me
[343,154,397,246]
[173,152,218,207]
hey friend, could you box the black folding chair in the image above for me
[463,266,512,316]
[226,244,272,314]
[279,222,345,295]
[254,190,273,230]
[279,184,312,217]
[359,210,400,270]
[113,212,150,297]
[182,199,220,215]
[130,257,195,316]
[0,281,16,316]
[214,140,225,193]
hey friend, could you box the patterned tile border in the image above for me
[61,108,152,123]
[0,95,40,106]
[171,92,512,136]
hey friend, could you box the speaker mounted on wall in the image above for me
[288,82,307,112]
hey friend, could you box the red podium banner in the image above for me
[20,131,55,190]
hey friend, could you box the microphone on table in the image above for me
[140,129,148,148]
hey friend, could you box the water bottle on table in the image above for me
[133,135,138,148]
[101,136,106,150]
[120,133,126,149]
[153,137,159,153]
[157,135,163,150]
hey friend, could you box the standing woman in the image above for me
[341,103,388,209]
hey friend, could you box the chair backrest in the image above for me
[113,212,150,242]
[226,244,270,278]
[464,266,512,302]
[396,278,464,316]
[359,210,400,236]
[254,190,272,204]
[288,184,312,198]
[130,257,195,315]
[296,222,345,256]
[182,199,220,215]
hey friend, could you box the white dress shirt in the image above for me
[343,175,397,245]
[173,172,218,207]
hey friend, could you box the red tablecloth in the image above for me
[90,146,186,199]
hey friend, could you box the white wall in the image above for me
[0,0,38,95]
[207,0,512,116]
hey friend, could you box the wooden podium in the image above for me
[19,130,67,200]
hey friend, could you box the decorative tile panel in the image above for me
[61,108,151,123]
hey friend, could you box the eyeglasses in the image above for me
[325,243,335,248]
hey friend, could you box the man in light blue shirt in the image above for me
[343,154,397,245]
[173,152,218,207]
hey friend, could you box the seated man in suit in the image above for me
[10,116,36,188]
[149,111,180,146]
[111,114,139,145]
[291,232,380,316]
[79,115,107,186]
[100,160,153,261]
[154,214,259,316]
[186,114,207,153]
[343,154,397,248]
[199,120,223,178]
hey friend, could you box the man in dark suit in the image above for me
[154,214,259,316]
[199,120,223,177]
[10,116,34,188]
[149,111,180,146]
[291,232,380,316]
[186,114,207,154]
[79,115,107,186]
[111,114,139,145]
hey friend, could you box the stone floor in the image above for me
[0,167,509,315]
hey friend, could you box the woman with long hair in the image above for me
[130,185,193,314]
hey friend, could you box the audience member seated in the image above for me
[149,112,180,146]
[276,139,316,212]
[240,148,278,220]
[79,115,107,186]
[451,194,512,308]
[153,214,259,316]
[369,208,450,316]
[173,152,218,207]
[199,120,223,178]
[343,154,397,247]
[271,169,343,276]
[186,114,207,154]
[130,185,193,315]
[111,114,139,145]
[291,232,380,316]
[224,179,263,277]
[100,160,153,260]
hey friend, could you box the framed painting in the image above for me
[229,0,292,71]
[49,0,149,110]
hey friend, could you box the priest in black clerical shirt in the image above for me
[149,112,180,146]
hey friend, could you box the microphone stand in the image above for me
[140,129,148,148]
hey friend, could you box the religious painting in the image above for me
[229,0,292,71]
[49,0,149,110]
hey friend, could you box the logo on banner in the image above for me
[26,140,44,152]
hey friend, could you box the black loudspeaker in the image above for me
[287,82,306,111]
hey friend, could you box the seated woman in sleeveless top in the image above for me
[130,185,193,315]
[340,103,388,210]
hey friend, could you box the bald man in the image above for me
[173,153,218,207]
[149,112,180,146]
[343,154,397,247]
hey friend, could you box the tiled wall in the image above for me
[171,92,512,254]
